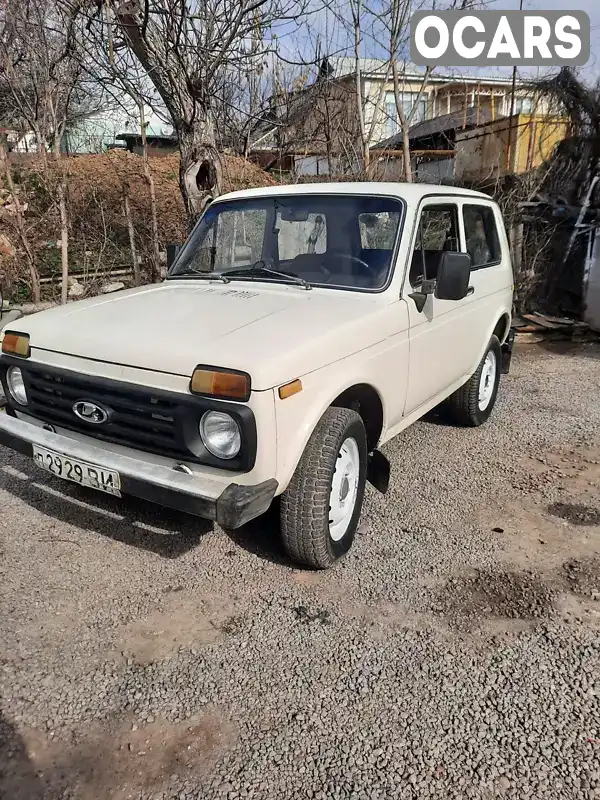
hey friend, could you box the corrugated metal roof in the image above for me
[324,57,522,86]
[374,107,494,149]
[326,56,425,80]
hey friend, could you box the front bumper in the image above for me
[0,414,277,529]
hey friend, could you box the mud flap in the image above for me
[367,450,390,494]
[501,328,515,374]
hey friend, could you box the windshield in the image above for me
[168,194,404,291]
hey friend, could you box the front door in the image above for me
[403,199,479,415]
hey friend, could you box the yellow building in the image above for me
[454,114,570,181]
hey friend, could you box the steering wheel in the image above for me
[326,252,376,277]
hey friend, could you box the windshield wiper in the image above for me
[222,262,312,290]
[170,270,230,283]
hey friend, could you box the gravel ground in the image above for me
[1,340,599,800]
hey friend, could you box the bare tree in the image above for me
[62,2,174,280]
[267,61,362,177]
[138,100,161,282]
[0,137,41,302]
[211,35,274,156]
[349,0,370,174]
[375,0,478,181]
[322,0,420,177]
[72,0,310,222]
[0,0,102,302]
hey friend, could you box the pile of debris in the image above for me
[513,312,598,343]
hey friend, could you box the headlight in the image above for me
[199,411,241,459]
[7,366,28,405]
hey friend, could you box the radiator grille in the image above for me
[24,366,195,461]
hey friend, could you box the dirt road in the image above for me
[1,341,599,800]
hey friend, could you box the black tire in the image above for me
[443,335,502,427]
[280,407,367,569]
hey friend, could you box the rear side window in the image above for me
[463,205,501,268]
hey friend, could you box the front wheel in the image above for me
[280,407,367,569]
[443,335,502,427]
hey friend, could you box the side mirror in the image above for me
[166,243,182,269]
[435,252,472,301]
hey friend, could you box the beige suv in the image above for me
[0,183,513,568]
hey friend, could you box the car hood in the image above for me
[14,281,390,390]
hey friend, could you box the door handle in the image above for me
[467,286,475,296]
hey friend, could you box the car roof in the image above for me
[218,182,494,206]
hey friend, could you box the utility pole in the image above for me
[506,0,524,173]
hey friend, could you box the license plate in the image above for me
[32,445,121,497]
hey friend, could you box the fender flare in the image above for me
[275,376,387,494]
[467,311,511,377]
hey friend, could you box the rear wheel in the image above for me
[443,335,502,427]
[280,407,367,569]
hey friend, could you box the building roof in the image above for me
[374,107,495,149]
[325,56,425,80]
[116,132,178,146]
[323,57,523,88]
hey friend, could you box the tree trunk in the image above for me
[115,7,224,227]
[177,123,223,226]
[0,141,41,303]
[123,194,140,286]
[354,62,370,177]
[142,167,160,281]
[139,103,161,281]
[351,0,371,178]
[57,181,69,304]
[402,124,412,182]
[48,130,70,304]
[391,63,431,184]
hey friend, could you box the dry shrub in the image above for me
[0,151,276,300]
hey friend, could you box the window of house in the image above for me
[409,205,459,285]
[515,97,533,114]
[385,91,427,137]
[294,155,331,177]
[463,205,501,269]
[385,94,398,137]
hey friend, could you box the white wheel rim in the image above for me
[329,437,360,542]
[478,350,497,410]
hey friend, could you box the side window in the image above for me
[359,211,400,250]
[277,212,327,260]
[463,205,501,269]
[409,204,459,286]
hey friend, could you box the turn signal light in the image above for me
[278,379,302,399]
[1,332,30,358]
[190,366,250,401]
